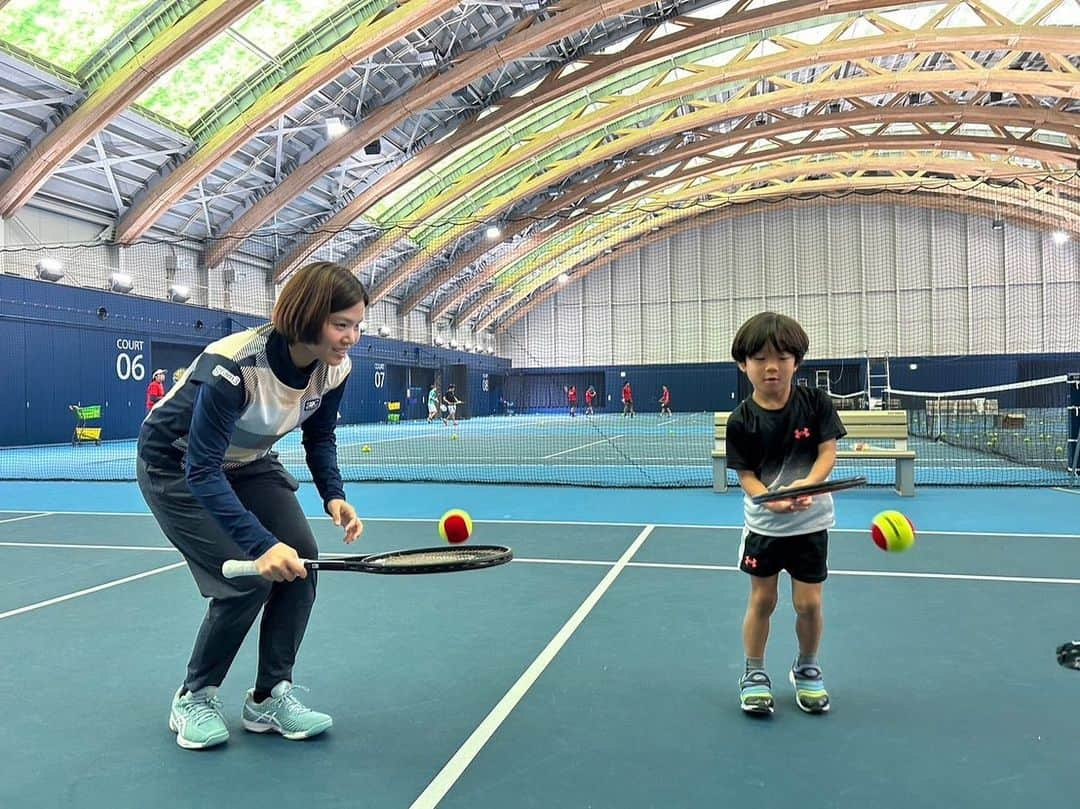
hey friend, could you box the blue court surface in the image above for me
[1,482,1078,809]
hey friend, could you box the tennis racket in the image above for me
[1056,641,1080,670]
[222,545,512,578]
[751,476,867,504]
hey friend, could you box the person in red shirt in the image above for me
[146,369,166,412]
[659,384,672,417]
[567,384,578,417]
[584,385,597,416]
[621,381,635,418]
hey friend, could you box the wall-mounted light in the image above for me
[1052,230,1070,245]
[108,272,133,294]
[168,283,190,303]
[485,225,501,240]
[377,325,390,337]
[35,258,64,282]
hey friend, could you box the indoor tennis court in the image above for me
[0,0,1077,807]
[1,485,1079,808]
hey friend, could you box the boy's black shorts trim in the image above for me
[738,528,829,583]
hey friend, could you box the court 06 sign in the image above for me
[115,337,147,381]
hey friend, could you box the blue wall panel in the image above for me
[0,321,26,445]
[3,274,1076,445]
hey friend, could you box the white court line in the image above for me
[0,561,187,621]
[0,509,1076,539]
[408,525,655,809]
[0,541,176,552]
[541,435,626,460]
[0,512,51,525]
[621,560,1080,585]
[0,543,1074,586]
[1051,487,1080,496]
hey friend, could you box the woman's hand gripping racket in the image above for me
[751,476,868,505]
[1056,641,1080,670]
[223,545,513,578]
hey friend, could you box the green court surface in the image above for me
[1,503,1079,809]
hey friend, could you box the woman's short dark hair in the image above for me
[730,312,809,364]
[272,261,370,344]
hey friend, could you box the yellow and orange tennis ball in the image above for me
[871,510,916,552]
[439,509,473,544]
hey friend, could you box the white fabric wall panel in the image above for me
[1044,282,1074,352]
[612,303,639,358]
[1044,234,1078,283]
[554,285,583,366]
[1007,227,1041,284]
[609,256,637,305]
[974,287,1005,349]
[499,202,1077,366]
[932,288,968,355]
[763,211,795,296]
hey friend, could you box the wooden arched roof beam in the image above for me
[450,131,1077,325]
[413,101,1080,320]
[472,156,1076,330]
[495,186,1080,333]
[266,0,936,281]
[112,0,462,245]
[0,0,262,217]
[203,0,651,270]
[354,22,1079,305]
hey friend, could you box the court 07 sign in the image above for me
[115,337,146,381]
[373,363,385,389]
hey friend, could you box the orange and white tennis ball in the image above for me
[439,509,473,544]
[871,510,915,552]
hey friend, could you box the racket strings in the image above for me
[368,548,506,568]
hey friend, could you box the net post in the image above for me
[1068,373,1080,476]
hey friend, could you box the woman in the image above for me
[137,261,366,749]
[146,368,166,411]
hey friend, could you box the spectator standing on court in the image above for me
[567,384,578,417]
[585,385,597,415]
[659,384,672,416]
[137,261,367,750]
[427,383,443,424]
[146,369,167,412]
[442,384,462,427]
[621,380,635,418]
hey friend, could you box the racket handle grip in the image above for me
[222,560,259,579]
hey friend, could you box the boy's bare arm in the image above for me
[796,439,838,486]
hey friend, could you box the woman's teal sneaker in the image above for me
[242,681,333,740]
[169,686,229,749]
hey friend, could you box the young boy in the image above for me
[726,312,845,715]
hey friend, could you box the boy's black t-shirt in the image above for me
[726,386,846,536]
[727,386,846,487]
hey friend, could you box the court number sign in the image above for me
[115,337,146,381]
[373,363,385,389]
[482,374,489,392]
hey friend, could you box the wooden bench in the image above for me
[712,410,916,496]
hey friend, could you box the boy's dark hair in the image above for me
[730,312,809,364]
[272,261,370,344]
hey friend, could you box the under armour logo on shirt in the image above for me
[794,427,811,439]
